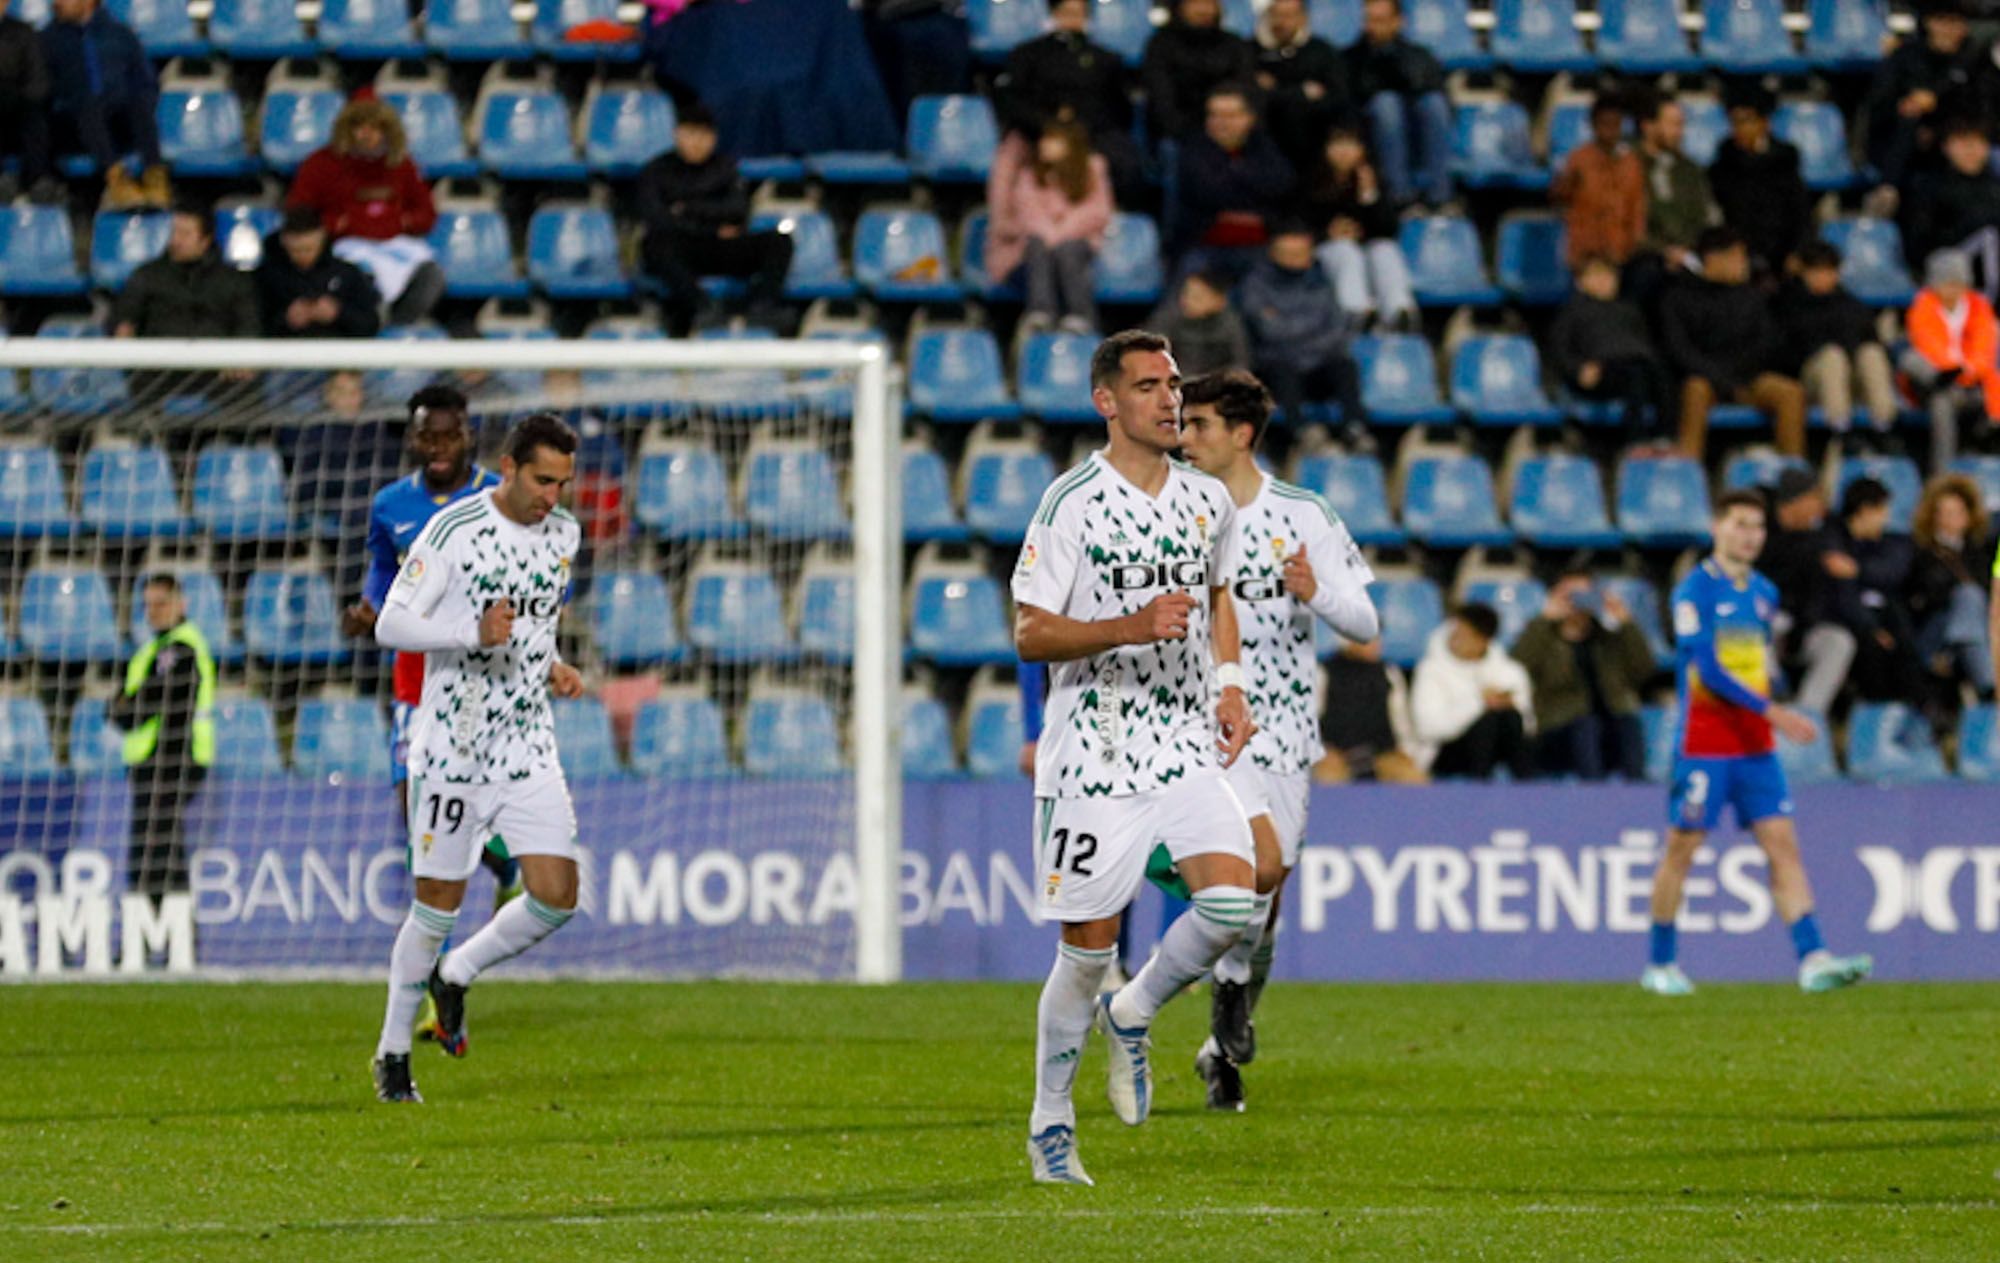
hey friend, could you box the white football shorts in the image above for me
[1034,768,1253,923]
[407,763,577,882]
[1224,758,1312,867]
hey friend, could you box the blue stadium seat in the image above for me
[554,697,623,780]
[589,572,682,668]
[19,567,124,664]
[632,446,745,540]
[426,0,531,59]
[1400,216,1502,307]
[1679,98,1729,165]
[216,203,282,270]
[1491,0,1593,72]
[1774,102,1855,190]
[365,321,451,401]
[1806,0,1888,72]
[686,564,797,662]
[215,697,284,777]
[1460,576,1547,645]
[750,209,857,301]
[532,0,640,60]
[1407,0,1490,70]
[1641,704,1673,782]
[259,88,342,173]
[208,0,315,57]
[1598,574,1671,667]
[1091,0,1151,64]
[743,691,843,777]
[1846,702,1948,784]
[1837,455,1920,531]
[909,94,1000,183]
[853,209,963,304]
[1820,218,1915,307]
[526,205,629,299]
[1700,0,1806,74]
[966,692,1025,778]
[1452,101,1547,191]
[67,698,123,777]
[1958,704,2000,781]
[744,443,849,539]
[480,89,587,181]
[969,0,1047,62]
[0,697,56,776]
[1450,336,1562,427]
[0,205,87,295]
[1373,575,1447,667]
[1094,212,1165,306]
[1310,0,1363,43]
[79,446,187,539]
[904,446,969,543]
[911,572,1015,666]
[1777,707,1841,785]
[381,89,480,178]
[31,319,126,413]
[1510,454,1621,548]
[903,693,959,779]
[292,699,392,782]
[1219,0,1257,35]
[1401,453,1512,547]
[1018,332,1098,422]
[107,0,207,55]
[1950,456,2000,516]
[683,326,792,419]
[964,446,1055,543]
[806,149,915,186]
[0,370,22,416]
[629,693,731,776]
[797,569,855,662]
[957,209,1011,300]
[1546,99,1594,167]
[1616,455,1711,547]
[429,207,530,299]
[1722,451,1810,491]
[1293,452,1403,547]
[1597,0,1700,73]
[129,570,241,668]
[243,570,350,665]
[1495,213,1569,305]
[0,445,69,539]
[1354,335,1455,425]
[158,87,256,177]
[318,0,425,56]
[193,445,293,541]
[908,329,1020,423]
[89,209,171,291]
[584,86,675,175]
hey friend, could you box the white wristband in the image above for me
[1214,662,1246,692]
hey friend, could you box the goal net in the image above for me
[0,335,901,983]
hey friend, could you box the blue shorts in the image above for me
[390,701,414,785]
[1668,753,1792,832]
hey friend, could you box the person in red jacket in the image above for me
[286,98,445,327]
[1903,248,2000,470]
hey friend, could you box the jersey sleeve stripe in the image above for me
[1034,465,1101,526]
[420,501,487,550]
[1269,482,1343,527]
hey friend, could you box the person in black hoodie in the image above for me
[1253,0,1353,172]
[1236,223,1364,428]
[1347,0,1451,209]
[1708,84,1812,279]
[1660,227,1807,459]
[1780,240,1897,437]
[636,103,794,336]
[1297,127,1416,327]
[1141,0,1258,144]
[1757,468,1857,716]
[1548,255,1672,437]
[1830,476,1924,702]
[1169,83,1295,274]
[112,205,259,412]
[0,0,55,204]
[1901,118,2000,296]
[995,0,1144,203]
[1861,0,1999,193]
[256,208,382,339]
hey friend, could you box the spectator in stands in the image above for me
[287,99,444,328]
[1862,0,1998,197]
[1831,476,1924,702]
[1661,227,1806,459]
[1513,570,1654,781]
[1903,248,2000,469]
[1779,240,1897,440]
[1758,467,1857,716]
[113,206,258,341]
[1548,255,1673,438]
[1142,0,1258,144]
[994,0,1144,204]
[1169,83,1294,276]
[1313,639,1426,783]
[986,121,1114,336]
[1411,603,1535,780]
[859,0,970,130]
[1298,127,1416,329]
[0,0,56,205]
[1627,95,1718,311]
[1346,0,1451,211]
[1237,223,1364,431]
[1908,473,1996,707]
[112,574,214,906]
[637,103,795,337]
[1901,118,2000,300]
[1708,84,1812,280]
[40,0,167,210]
[257,208,382,340]
[1254,0,1353,173]
[287,371,399,534]
[1147,270,1250,377]
[1553,94,1645,270]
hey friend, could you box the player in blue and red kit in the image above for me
[1644,488,1872,996]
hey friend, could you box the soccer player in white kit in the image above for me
[1176,370,1380,1111]
[370,413,587,1103]
[1014,331,1261,1185]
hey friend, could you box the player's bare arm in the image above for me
[1209,585,1255,766]
[1015,592,1198,662]
[340,597,378,638]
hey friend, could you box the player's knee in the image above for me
[414,878,467,912]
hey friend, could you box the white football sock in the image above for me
[1244,920,1278,1016]
[1110,886,1255,1030]
[1212,893,1273,986]
[375,902,455,1058]
[1031,942,1113,1134]
[439,894,572,987]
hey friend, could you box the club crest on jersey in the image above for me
[1269,536,1287,559]
[1195,514,1210,544]
[1044,872,1063,899]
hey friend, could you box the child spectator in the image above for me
[985,122,1114,335]
[1147,270,1250,378]
[1553,94,1645,269]
[1903,248,2000,470]
[1236,224,1364,431]
[1548,255,1673,436]
[1779,240,1897,439]
[637,102,794,336]
[1297,127,1416,329]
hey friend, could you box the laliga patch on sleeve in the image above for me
[393,555,426,591]
[1016,542,1038,577]
[1673,600,1700,638]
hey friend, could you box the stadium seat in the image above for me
[909,95,1000,183]
[107,0,207,55]
[1373,575,1447,667]
[1452,101,1546,191]
[1615,455,1712,547]
[208,0,315,57]
[1017,332,1098,423]
[216,202,282,270]
[1495,213,1569,305]
[0,696,56,776]
[1597,0,1701,73]
[1401,453,1512,547]
[902,691,959,779]
[743,440,849,539]
[429,207,531,299]
[67,698,123,778]
[30,318,126,413]
[750,209,857,301]
[743,689,844,777]
[963,445,1055,543]
[259,87,343,173]
[1219,0,1256,35]
[158,87,256,177]
[910,570,1015,666]
[957,209,1014,301]
[1700,0,1806,74]
[1509,454,1621,548]
[1310,0,1363,43]
[364,321,451,401]
[1774,102,1855,190]
[681,326,792,419]
[1460,576,1547,645]
[1846,702,1949,784]
[965,690,1025,778]
[531,0,640,60]
[1490,0,1593,73]
[1598,574,1671,667]
[79,446,187,539]
[1545,99,1595,167]
[19,567,124,665]
[1820,218,1915,307]
[318,0,425,56]
[853,209,963,304]
[589,571,682,668]
[554,697,624,780]
[1450,336,1562,427]
[89,209,171,291]
[1292,452,1403,547]
[629,692,731,776]
[685,561,797,662]
[214,696,284,777]
[1806,0,1888,72]
[381,89,479,178]
[526,205,630,299]
[0,205,87,295]
[908,328,1020,423]
[291,699,392,782]
[1836,455,1921,531]
[0,445,69,539]
[426,0,531,59]
[1957,704,2000,781]
[1354,335,1455,425]
[1722,451,1811,492]
[480,88,588,181]
[1094,212,1165,306]
[796,567,856,662]
[0,370,22,417]
[128,570,241,668]
[1777,707,1841,785]
[904,445,969,544]
[1091,0,1151,64]
[1950,455,2000,516]
[1406,0,1489,70]
[243,570,350,665]
[583,85,675,175]
[1678,98,1729,166]
[1641,704,1673,781]
[192,445,293,541]
[969,0,1047,62]
[632,444,745,540]
[1401,216,1503,306]
[807,148,915,186]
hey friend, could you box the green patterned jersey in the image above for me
[1011,452,1246,798]
[385,491,579,784]
[1229,475,1376,775]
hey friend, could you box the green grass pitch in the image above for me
[3,981,1998,1261]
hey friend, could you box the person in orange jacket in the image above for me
[1904,249,2000,470]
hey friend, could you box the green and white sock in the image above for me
[375,901,455,1058]
[1111,886,1256,1029]
[440,894,572,987]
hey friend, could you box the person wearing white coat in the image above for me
[1409,604,1536,778]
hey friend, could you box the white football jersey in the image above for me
[384,491,580,785]
[1011,452,1247,799]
